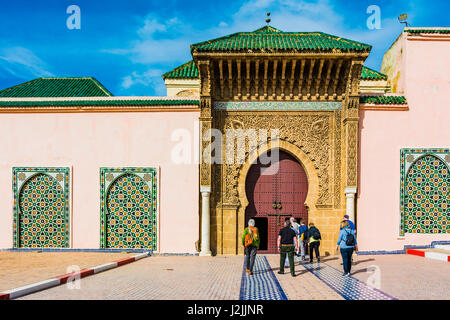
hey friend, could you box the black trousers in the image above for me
[309,241,320,262]
[341,248,354,274]
[244,245,257,272]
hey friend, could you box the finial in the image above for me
[266,12,271,25]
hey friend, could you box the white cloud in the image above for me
[119,69,166,95]
[107,0,414,94]
[0,47,53,79]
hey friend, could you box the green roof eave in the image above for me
[0,99,200,107]
[0,77,113,98]
[359,95,407,105]
[190,27,372,53]
[406,28,450,34]
[360,66,388,81]
[162,60,199,80]
[163,60,383,81]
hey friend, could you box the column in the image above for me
[200,186,212,256]
[344,187,357,222]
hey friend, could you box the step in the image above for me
[407,248,450,262]
[434,245,450,251]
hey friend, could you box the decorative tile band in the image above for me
[239,256,288,300]
[399,148,449,236]
[301,262,397,300]
[100,167,158,250]
[12,167,70,248]
[214,101,342,111]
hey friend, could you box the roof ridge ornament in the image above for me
[266,12,271,25]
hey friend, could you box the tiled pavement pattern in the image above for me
[19,256,243,300]
[239,256,287,300]
[265,255,343,300]
[301,261,396,300]
[17,254,450,300]
[326,254,450,300]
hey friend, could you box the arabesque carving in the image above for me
[219,113,332,206]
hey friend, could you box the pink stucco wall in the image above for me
[358,33,450,252]
[0,111,200,253]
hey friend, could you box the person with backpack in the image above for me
[277,218,298,277]
[336,220,358,276]
[298,218,308,261]
[340,215,356,232]
[241,218,260,275]
[308,222,321,263]
[289,217,300,257]
[339,215,357,265]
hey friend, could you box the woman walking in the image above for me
[336,220,358,276]
[308,222,321,263]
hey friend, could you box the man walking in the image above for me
[242,218,260,275]
[341,215,356,232]
[277,218,298,277]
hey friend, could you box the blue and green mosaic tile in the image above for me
[100,167,158,250]
[400,149,449,236]
[12,167,70,248]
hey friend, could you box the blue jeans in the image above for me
[340,247,354,274]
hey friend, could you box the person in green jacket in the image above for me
[241,219,260,275]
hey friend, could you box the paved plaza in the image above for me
[10,253,449,300]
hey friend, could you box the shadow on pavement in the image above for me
[353,258,375,265]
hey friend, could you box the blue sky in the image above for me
[0,0,448,96]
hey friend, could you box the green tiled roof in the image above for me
[163,60,385,81]
[0,99,199,107]
[360,66,387,81]
[0,77,113,97]
[191,26,372,53]
[162,60,199,79]
[406,28,450,34]
[252,26,283,33]
[360,95,407,105]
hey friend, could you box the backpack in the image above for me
[311,227,321,240]
[244,227,258,247]
[345,229,356,246]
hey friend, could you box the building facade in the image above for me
[0,27,448,255]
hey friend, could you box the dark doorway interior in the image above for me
[252,217,268,251]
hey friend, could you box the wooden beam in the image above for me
[306,59,316,99]
[324,60,334,99]
[281,60,287,99]
[314,59,325,99]
[298,60,306,98]
[272,60,278,99]
[332,59,343,99]
[237,59,242,99]
[264,59,269,99]
[227,59,233,99]
[246,60,251,99]
[219,60,224,99]
[289,60,297,99]
[255,60,260,99]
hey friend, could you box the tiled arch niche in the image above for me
[12,167,70,248]
[400,149,450,236]
[100,167,158,250]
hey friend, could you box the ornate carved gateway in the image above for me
[192,26,370,255]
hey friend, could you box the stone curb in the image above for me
[0,251,150,300]
[406,249,449,262]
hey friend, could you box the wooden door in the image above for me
[245,150,308,254]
